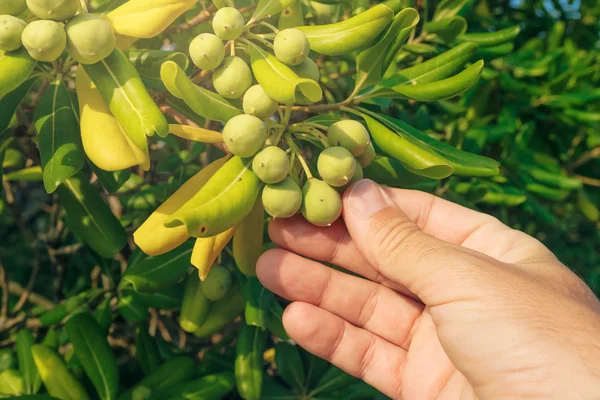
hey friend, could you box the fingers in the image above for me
[257,248,423,348]
[283,302,406,399]
[268,216,407,293]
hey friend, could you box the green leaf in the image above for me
[354,8,419,93]
[65,313,118,400]
[476,42,514,59]
[137,282,184,309]
[526,167,582,191]
[165,156,262,238]
[235,324,267,400]
[301,349,330,391]
[0,369,24,396]
[457,25,521,47]
[56,173,127,258]
[264,301,289,340]
[389,60,485,101]
[31,345,90,400]
[174,373,236,399]
[274,343,305,390]
[424,16,467,42]
[248,42,322,105]
[312,366,356,396]
[83,48,169,148]
[250,0,285,23]
[160,61,242,123]
[0,48,36,99]
[135,327,161,376]
[233,198,265,277]
[180,271,211,333]
[0,78,36,137]
[0,349,16,373]
[433,0,472,21]
[124,357,195,399]
[577,190,600,223]
[192,285,244,338]
[122,241,193,293]
[93,296,114,334]
[129,50,189,80]
[243,277,274,329]
[34,79,84,194]
[278,0,304,29]
[16,330,41,395]
[363,155,431,186]
[3,166,43,182]
[260,377,295,399]
[92,165,131,194]
[117,290,148,322]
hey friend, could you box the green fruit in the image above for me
[26,0,80,21]
[252,146,289,184]
[311,2,336,25]
[212,56,252,99]
[21,20,66,62]
[356,141,375,168]
[212,7,244,40]
[65,14,115,64]
[0,15,26,51]
[274,28,310,66]
[262,176,302,218]
[189,33,225,70]
[222,114,267,157]
[243,84,278,120]
[202,266,233,301]
[350,159,363,183]
[0,0,27,16]
[327,120,370,156]
[301,178,342,227]
[317,146,356,187]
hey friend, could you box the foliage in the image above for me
[0,0,599,399]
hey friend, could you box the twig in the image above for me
[575,175,600,187]
[165,8,213,34]
[0,262,8,319]
[8,282,54,310]
[11,248,41,314]
[568,146,600,171]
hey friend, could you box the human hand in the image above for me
[256,179,600,400]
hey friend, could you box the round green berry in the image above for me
[65,13,115,64]
[26,0,80,21]
[189,33,225,70]
[317,146,356,187]
[356,142,375,168]
[262,176,302,218]
[212,56,252,99]
[274,28,310,66]
[212,7,244,40]
[0,15,26,51]
[252,146,289,184]
[21,20,66,62]
[327,120,371,156]
[301,178,342,227]
[201,266,232,301]
[243,84,278,120]
[0,0,27,16]
[223,114,267,157]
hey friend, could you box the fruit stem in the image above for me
[259,21,279,33]
[229,40,236,56]
[242,34,273,49]
[282,104,292,126]
[80,0,89,12]
[285,133,313,179]
[288,125,329,147]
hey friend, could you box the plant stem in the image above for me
[259,21,279,33]
[286,134,313,179]
[282,104,292,125]
[244,32,273,48]
[80,0,88,12]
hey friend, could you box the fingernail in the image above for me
[346,179,392,218]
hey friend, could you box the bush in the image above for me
[0,0,598,398]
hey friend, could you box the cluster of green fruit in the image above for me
[0,0,115,64]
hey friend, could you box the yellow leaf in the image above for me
[169,124,224,143]
[191,226,237,280]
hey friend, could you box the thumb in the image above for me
[342,179,492,303]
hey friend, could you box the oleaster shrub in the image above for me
[0,0,599,399]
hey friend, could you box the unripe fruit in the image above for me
[317,146,356,187]
[189,33,225,70]
[21,20,66,62]
[222,114,267,157]
[350,159,364,183]
[301,178,342,227]
[356,142,375,168]
[243,84,278,120]
[212,7,244,40]
[0,0,27,16]
[201,266,232,301]
[212,56,252,99]
[252,146,289,184]
[291,57,320,81]
[26,0,80,21]
[262,176,302,218]
[65,13,115,64]
[0,15,26,51]
[274,28,310,66]
[327,120,371,156]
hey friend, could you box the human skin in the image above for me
[257,179,600,400]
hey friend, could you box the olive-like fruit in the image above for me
[301,178,342,227]
[201,266,232,301]
[252,146,289,184]
[262,176,302,218]
[65,13,115,64]
[273,28,309,66]
[243,84,278,120]
[26,0,80,21]
[0,0,27,16]
[317,146,356,187]
[189,33,225,70]
[212,7,244,40]
[350,159,364,183]
[0,15,26,51]
[222,114,267,157]
[212,56,252,99]
[356,141,375,168]
[327,120,370,157]
[21,20,66,62]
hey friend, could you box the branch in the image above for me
[8,282,54,310]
